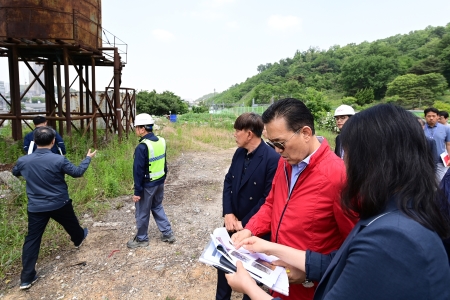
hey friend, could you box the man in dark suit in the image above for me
[216,112,279,300]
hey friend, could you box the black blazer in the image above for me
[334,134,343,158]
[222,141,279,227]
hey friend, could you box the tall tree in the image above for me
[340,55,399,99]
[408,57,442,75]
[136,90,188,115]
[301,88,331,121]
[386,73,447,108]
[439,46,450,84]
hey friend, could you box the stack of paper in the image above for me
[199,227,289,296]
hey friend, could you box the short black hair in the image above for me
[341,104,450,238]
[234,112,264,138]
[424,107,439,116]
[33,126,56,146]
[439,111,449,119]
[138,125,153,132]
[33,116,47,125]
[262,98,315,134]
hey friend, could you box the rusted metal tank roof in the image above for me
[0,0,102,50]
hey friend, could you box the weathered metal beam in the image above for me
[79,64,84,130]
[63,47,71,135]
[45,61,57,130]
[84,64,90,137]
[0,115,94,120]
[91,56,97,148]
[8,46,22,140]
[56,62,64,136]
[114,48,122,140]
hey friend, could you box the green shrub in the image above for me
[341,96,357,106]
[355,88,375,106]
[317,112,338,133]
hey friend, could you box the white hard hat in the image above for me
[334,105,355,117]
[134,113,155,126]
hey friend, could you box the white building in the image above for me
[0,81,5,109]
[28,62,45,96]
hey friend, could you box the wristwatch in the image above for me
[302,279,314,288]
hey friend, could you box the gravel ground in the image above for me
[0,148,249,300]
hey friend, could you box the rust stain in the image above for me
[0,0,101,49]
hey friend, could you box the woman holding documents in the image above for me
[226,104,450,300]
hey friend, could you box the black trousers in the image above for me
[21,200,84,283]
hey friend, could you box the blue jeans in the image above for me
[21,200,84,283]
[135,184,172,241]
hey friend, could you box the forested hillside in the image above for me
[201,23,450,110]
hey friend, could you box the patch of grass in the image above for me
[0,135,24,164]
[160,118,236,159]
[0,203,27,277]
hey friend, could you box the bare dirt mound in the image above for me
[1,148,249,300]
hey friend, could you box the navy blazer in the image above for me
[310,200,450,300]
[222,141,279,227]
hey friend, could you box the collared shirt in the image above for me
[424,123,450,158]
[241,150,255,185]
[290,148,318,194]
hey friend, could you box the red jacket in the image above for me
[245,138,357,300]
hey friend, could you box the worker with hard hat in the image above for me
[127,113,175,249]
[334,105,355,158]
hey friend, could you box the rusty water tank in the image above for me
[0,0,102,50]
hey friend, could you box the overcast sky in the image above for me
[1,0,450,101]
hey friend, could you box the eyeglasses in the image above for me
[268,129,300,150]
[334,116,349,121]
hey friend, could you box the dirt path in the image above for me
[0,148,248,300]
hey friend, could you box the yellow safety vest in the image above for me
[140,137,166,181]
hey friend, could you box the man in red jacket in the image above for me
[231,98,357,300]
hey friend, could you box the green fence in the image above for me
[212,105,269,115]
